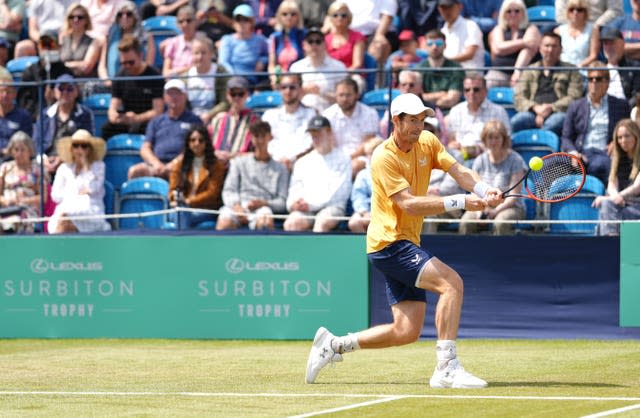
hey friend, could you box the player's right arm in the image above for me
[390,187,486,217]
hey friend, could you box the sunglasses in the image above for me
[68,14,86,21]
[178,18,194,24]
[588,76,609,83]
[229,91,247,98]
[568,7,586,12]
[235,16,252,23]
[464,87,482,93]
[57,85,75,92]
[189,137,206,144]
[506,8,521,14]
[426,39,444,47]
[332,13,349,19]
[281,11,297,17]
[279,84,299,90]
[72,143,90,149]
[306,38,323,45]
[399,82,415,88]
[120,59,136,66]
[117,10,134,18]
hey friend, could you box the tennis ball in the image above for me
[529,156,544,171]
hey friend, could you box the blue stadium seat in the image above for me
[83,93,111,138]
[246,90,282,115]
[511,129,560,163]
[103,180,116,215]
[142,16,181,69]
[104,134,144,191]
[487,86,516,117]
[527,6,557,32]
[363,52,379,92]
[118,177,169,229]
[6,56,39,81]
[361,88,401,119]
[549,175,604,235]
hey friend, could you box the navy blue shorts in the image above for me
[367,240,434,305]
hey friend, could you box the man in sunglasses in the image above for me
[561,61,630,185]
[289,27,346,112]
[33,74,95,175]
[261,73,316,171]
[102,34,164,140]
[446,72,511,165]
[417,29,464,112]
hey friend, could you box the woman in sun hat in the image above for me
[48,129,111,234]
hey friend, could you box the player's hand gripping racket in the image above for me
[502,152,586,203]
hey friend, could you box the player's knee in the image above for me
[445,272,464,297]
[394,322,422,345]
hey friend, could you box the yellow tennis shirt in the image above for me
[366,130,458,253]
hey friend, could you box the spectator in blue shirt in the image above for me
[128,79,203,180]
[33,74,95,176]
[0,73,32,161]
[347,136,383,233]
[218,4,269,86]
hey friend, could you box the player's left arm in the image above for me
[448,162,503,206]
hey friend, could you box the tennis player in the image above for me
[305,93,503,388]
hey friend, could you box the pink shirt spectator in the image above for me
[325,30,366,69]
[163,35,194,74]
[81,0,124,39]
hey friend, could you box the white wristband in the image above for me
[443,194,466,212]
[473,181,490,198]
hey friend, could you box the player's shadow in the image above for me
[488,381,626,388]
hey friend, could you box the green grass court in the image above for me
[0,339,638,417]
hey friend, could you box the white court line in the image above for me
[0,391,639,402]
[288,395,406,418]
[581,403,640,418]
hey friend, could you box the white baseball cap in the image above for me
[164,79,187,94]
[390,93,435,117]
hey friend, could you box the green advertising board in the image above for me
[620,222,640,326]
[0,235,368,339]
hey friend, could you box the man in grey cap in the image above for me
[305,93,502,389]
[600,27,640,105]
[284,115,351,233]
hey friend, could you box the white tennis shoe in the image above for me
[429,358,488,389]
[305,327,343,384]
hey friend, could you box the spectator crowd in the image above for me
[1,0,640,235]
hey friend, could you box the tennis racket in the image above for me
[502,152,586,203]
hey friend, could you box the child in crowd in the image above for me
[185,34,228,124]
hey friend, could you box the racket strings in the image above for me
[528,154,585,201]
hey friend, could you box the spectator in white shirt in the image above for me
[284,115,352,232]
[322,78,380,176]
[438,0,486,69]
[446,72,512,164]
[289,27,347,112]
[261,73,317,171]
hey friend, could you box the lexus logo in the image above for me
[31,258,49,274]
[225,258,245,274]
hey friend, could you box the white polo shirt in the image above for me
[322,101,380,156]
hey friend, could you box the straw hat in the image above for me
[56,129,106,164]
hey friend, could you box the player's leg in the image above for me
[354,300,426,348]
[417,257,487,389]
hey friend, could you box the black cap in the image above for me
[600,27,623,41]
[306,116,331,131]
[304,27,324,40]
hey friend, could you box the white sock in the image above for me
[331,333,360,354]
[436,339,457,369]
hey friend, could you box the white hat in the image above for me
[390,93,435,117]
[164,79,187,94]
